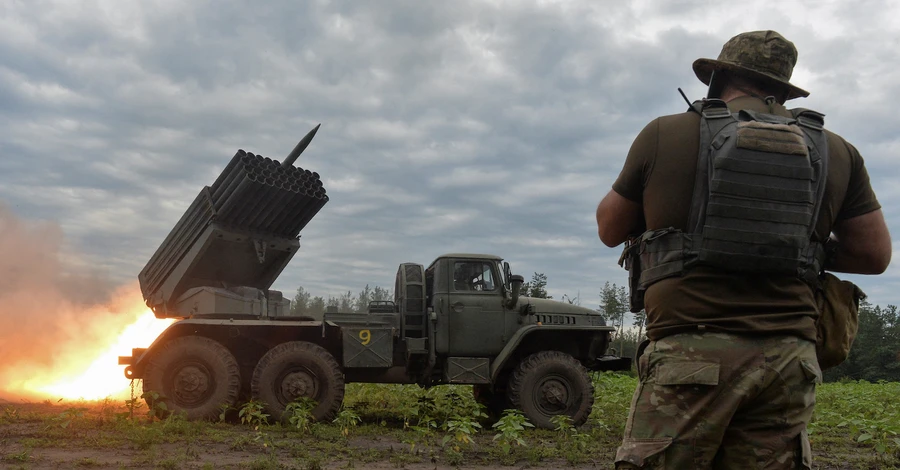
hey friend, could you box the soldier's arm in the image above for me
[597,119,659,247]
[596,190,643,247]
[827,209,891,274]
[826,137,891,274]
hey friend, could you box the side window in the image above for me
[480,263,495,291]
[453,262,496,292]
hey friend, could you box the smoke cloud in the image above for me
[0,202,146,400]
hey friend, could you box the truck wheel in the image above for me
[251,341,344,423]
[142,336,241,421]
[507,351,594,429]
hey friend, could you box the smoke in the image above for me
[0,202,146,400]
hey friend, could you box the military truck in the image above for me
[118,126,630,429]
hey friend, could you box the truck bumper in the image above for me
[587,355,632,372]
[118,348,148,379]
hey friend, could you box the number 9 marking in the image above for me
[359,329,371,345]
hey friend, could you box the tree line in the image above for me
[823,300,900,382]
[289,284,392,319]
[289,275,900,383]
[595,281,900,383]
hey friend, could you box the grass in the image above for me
[810,380,900,468]
[0,374,897,469]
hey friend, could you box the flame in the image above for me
[3,293,173,401]
[0,206,176,402]
[36,310,173,400]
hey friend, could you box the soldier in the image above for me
[595,31,891,469]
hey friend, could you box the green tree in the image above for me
[354,285,373,313]
[308,296,326,317]
[599,282,633,356]
[599,282,627,335]
[521,272,551,299]
[633,308,647,343]
[825,301,900,382]
[290,285,389,318]
[290,286,311,317]
[372,285,392,302]
[338,291,353,311]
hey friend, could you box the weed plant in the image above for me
[238,399,270,428]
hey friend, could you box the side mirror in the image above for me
[507,274,524,309]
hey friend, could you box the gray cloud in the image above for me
[1,0,898,313]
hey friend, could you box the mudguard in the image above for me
[489,324,617,381]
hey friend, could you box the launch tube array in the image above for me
[210,149,328,236]
[140,149,328,300]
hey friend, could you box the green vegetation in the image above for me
[811,380,900,468]
[824,301,900,383]
[596,281,900,384]
[1,374,897,468]
[238,399,270,428]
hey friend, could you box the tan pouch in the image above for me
[815,272,865,370]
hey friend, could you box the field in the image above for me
[0,374,898,469]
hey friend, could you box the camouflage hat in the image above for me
[692,30,809,100]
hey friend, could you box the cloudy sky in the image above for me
[2,0,899,311]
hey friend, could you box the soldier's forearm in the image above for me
[825,235,891,275]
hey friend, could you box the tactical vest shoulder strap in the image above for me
[687,99,735,232]
[790,108,826,130]
[789,107,829,240]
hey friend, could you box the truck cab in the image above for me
[395,255,625,385]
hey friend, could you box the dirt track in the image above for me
[0,400,612,469]
[1,398,886,469]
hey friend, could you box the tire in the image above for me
[507,351,594,429]
[251,341,344,423]
[142,336,241,420]
[395,263,426,338]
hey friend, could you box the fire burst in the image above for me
[2,294,172,402]
[0,207,174,402]
[37,311,172,400]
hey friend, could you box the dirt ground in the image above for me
[0,400,613,470]
[1,399,892,470]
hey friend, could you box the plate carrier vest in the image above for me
[619,99,830,313]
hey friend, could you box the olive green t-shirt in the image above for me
[612,96,881,341]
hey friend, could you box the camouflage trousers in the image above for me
[615,332,821,469]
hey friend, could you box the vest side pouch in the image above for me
[619,228,685,314]
[619,237,645,313]
[638,232,686,288]
[815,272,864,370]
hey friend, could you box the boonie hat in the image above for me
[692,30,809,100]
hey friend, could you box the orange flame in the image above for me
[36,310,172,400]
[0,206,174,402]
[3,290,173,401]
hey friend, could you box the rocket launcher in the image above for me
[138,125,326,318]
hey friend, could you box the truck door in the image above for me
[446,260,505,356]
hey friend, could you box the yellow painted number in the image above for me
[359,329,371,345]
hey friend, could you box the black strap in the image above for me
[687,99,734,232]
